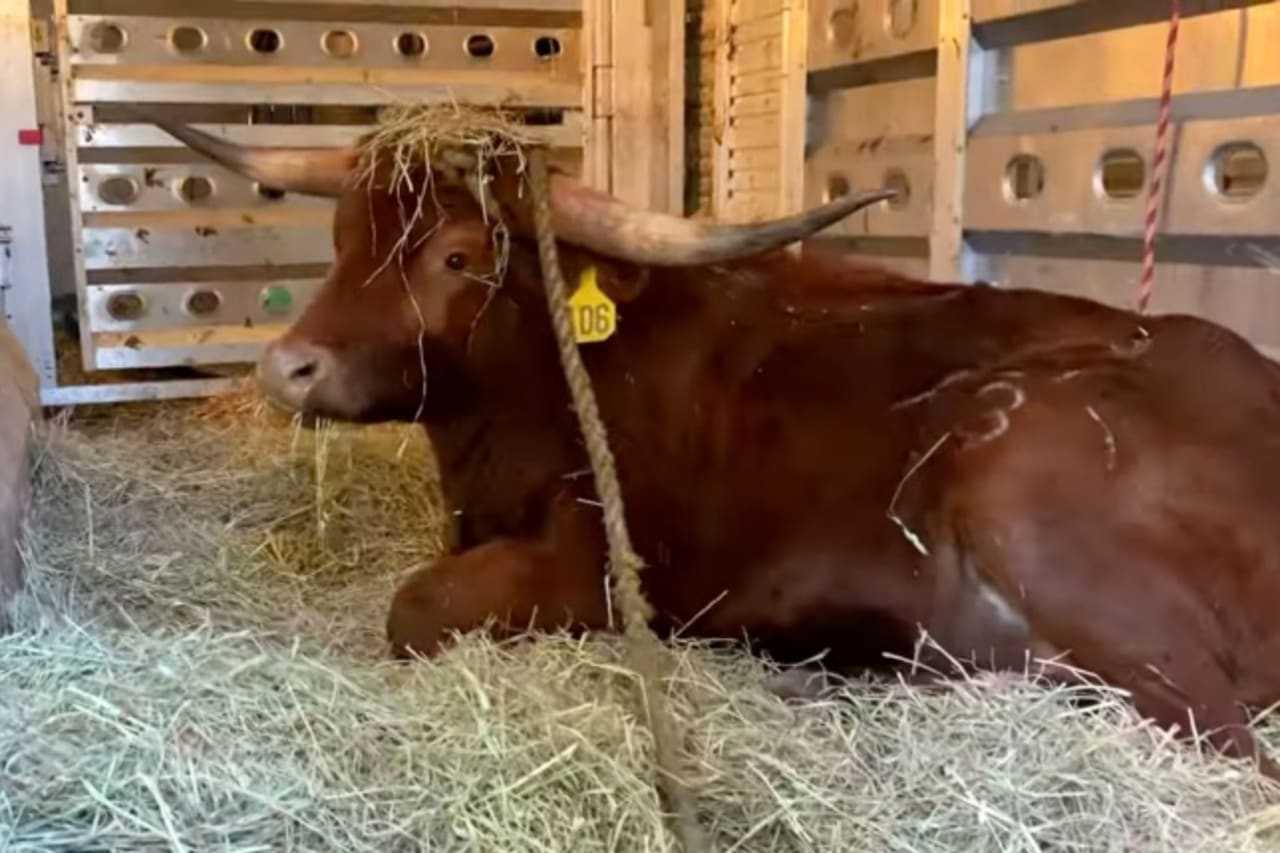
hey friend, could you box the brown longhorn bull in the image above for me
[151,116,1280,779]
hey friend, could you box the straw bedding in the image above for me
[0,390,1277,852]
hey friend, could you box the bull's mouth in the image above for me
[254,377,322,428]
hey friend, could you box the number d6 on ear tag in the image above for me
[569,266,617,344]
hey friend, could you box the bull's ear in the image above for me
[592,261,649,305]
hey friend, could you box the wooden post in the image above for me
[930,0,976,283]
[588,0,686,213]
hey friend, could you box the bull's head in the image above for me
[150,118,892,423]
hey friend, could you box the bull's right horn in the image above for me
[547,173,897,266]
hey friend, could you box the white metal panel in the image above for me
[78,115,586,149]
[998,5,1280,113]
[52,0,591,379]
[79,163,336,212]
[806,136,934,237]
[66,16,582,72]
[85,280,324,332]
[809,0,940,72]
[82,225,334,270]
[71,77,582,107]
[1,0,59,385]
[966,115,1280,238]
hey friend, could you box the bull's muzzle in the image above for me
[256,339,336,414]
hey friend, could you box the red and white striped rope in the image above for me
[1137,0,1182,313]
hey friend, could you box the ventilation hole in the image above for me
[1003,154,1046,202]
[883,168,911,209]
[261,286,294,316]
[395,32,427,58]
[1209,142,1268,199]
[465,34,496,58]
[248,29,283,54]
[1099,149,1146,200]
[88,22,127,53]
[826,173,851,202]
[256,183,286,202]
[169,26,206,54]
[533,35,562,59]
[97,176,139,206]
[828,10,856,49]
[185,290,222,317]
[106,291,145,322]
[178,176,214,204]
[322,29,357,59]
[524,108,566,126]
[886,0,918,38]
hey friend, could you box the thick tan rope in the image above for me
[526,149,709,853]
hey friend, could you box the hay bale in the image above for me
[2,394,1279,852]
[0,319,40,630]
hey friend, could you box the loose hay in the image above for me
[3,393,1280,852]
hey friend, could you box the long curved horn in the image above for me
[548,175,898,266]
[138,112,357,198]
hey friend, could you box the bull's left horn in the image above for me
[138,110,357,198]
[547,174,897,266]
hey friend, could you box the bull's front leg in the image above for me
[386,498,610,659]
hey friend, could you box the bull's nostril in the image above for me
[289,361,318,382]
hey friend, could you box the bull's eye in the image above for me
[445,252,467,271]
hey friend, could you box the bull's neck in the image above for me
[420,265,587,544]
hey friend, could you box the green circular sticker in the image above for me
[261,286,293,316]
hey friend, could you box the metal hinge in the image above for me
[591,65,614,119]
[30,18,54,64]
[0,227,12,322]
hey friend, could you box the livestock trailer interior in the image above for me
[5,2,1280,851]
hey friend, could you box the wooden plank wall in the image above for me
[685,0,717,216]
[690,0,805,223]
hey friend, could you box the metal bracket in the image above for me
[0,226,12,322]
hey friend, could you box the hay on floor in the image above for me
[2,390,1280,852]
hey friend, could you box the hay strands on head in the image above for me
[356,103,541,223]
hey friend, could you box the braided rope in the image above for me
[1138,0,1182,313]
[525,149,709,853]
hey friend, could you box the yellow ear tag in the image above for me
[569,265,617,344]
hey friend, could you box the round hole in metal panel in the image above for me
[1098,149,1146,200]
[826,173,851,202]
[827,9,857,49]
[1003,154,1046,203]
[185,289,222,317]
[98,175,140,206]
[883,168,911,209]
[178,175,215,204]
[465,34,496,59]
[322,29,358,59]
[886,0,918,39]
[1208,141,1268,199]
[256,183,287,202]
[395,31,428,58]
[261,286,294,316]
[247,28,283,54]
[533,35,562,60]
[106,291,146,322]
[169,25,207,54]
[88,22,127,53]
